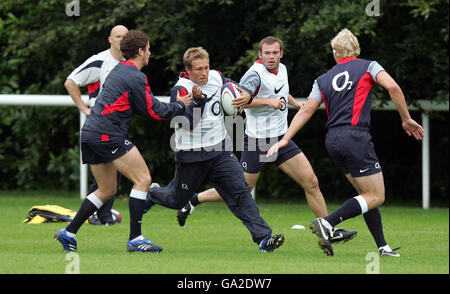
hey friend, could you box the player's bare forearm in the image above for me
[267,99,318,157]
[387,87,424,140]
[246,97,286,110]
[284,98,319,141]
[389,87,411,122]
[288,94,304,109]
[376,71,411,121]
[245,97,268,108]
[64,79,90,115]
[375,70,424,140]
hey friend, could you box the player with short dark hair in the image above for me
[55,30,192,253]
[120,30,151,60]
[267,28,424,257]
[144,47,285,253]
[65,25,128,225]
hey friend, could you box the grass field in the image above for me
[0,190,448,275]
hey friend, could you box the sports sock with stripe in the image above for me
[67,193,103,235]
[130,235,145,243]
[129,189,147,240]
[190,193,200,206]
[324,195,368,227]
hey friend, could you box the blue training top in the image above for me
[82,60,185,142]
[309,57,384,129]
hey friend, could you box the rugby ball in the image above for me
[221,82,240,117]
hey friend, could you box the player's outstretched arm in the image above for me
[176,89,193,107]
[288,94,305,109]
[171,86,202,131]
[132,76,186,120]
[267,98,320,157]
[376,71,424,140]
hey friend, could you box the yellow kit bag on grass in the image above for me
[23,205,89,224]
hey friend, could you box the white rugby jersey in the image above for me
[67,49,121,107]
[174,70,226,150]
[243,61,290,138]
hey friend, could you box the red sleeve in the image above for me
[144,77,164,120]
[87,81,100,98]
[130,74,185,120]
[179,87,188,97]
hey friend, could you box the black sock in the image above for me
[363,207,387,248]
[190,193,200,206]
[324,197,363,227]
[67,198,99,234]
[129,196,145,240]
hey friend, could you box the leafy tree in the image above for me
[0,0,447,204]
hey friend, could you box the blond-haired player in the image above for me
[268,28,424,256]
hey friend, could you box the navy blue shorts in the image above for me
[240,134,302,174]
[325,126,382,177]
[81,131,135,164]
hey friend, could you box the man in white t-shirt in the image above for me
[64,25,128,225]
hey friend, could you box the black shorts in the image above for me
[81,132,135,164]
[325,126,382,177]
[240,134,302,174]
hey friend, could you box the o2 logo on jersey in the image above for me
[211,101,222,116]
[279,97,287,111]
[332,71,353,92]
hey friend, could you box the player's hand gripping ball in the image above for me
[220,82,241,117]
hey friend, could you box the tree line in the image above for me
[0,0,448,204]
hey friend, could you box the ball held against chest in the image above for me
[220,82,240,117]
